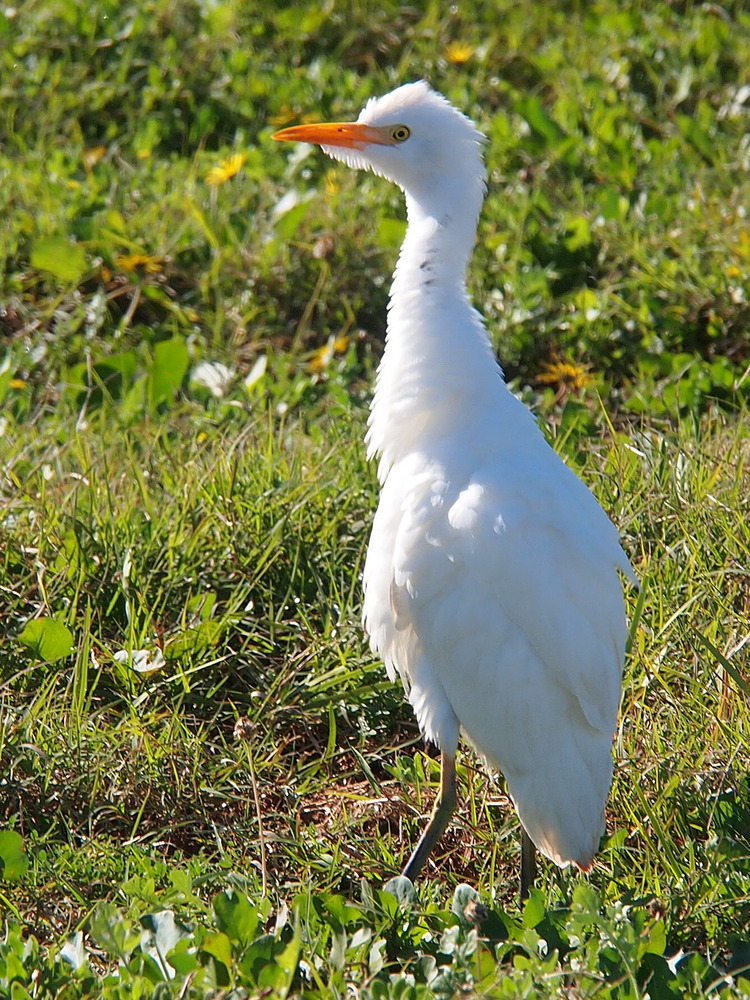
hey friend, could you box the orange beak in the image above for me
[272,121,395,150]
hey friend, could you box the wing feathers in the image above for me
[363,442,632,867]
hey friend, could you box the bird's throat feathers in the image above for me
[394,203,474,291]
[366,215,504,477]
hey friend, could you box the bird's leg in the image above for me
[401,751,457,881]
[519,826,537,905]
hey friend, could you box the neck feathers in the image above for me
[366,191,504,480]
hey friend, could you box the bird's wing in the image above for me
[391,445,630,722]
[365,438,633,866]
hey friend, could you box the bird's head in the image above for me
[273,81,486,218]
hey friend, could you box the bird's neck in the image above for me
[393,193,478,291]
[366,192,506,479]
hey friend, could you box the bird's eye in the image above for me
[390,125,411,142]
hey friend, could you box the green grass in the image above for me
[2,0,750,996]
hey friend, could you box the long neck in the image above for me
[366,187,506,479]
[393,190,478,294]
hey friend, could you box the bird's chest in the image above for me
[365,458,501,628]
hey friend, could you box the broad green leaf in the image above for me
[238,934,276,983]
[164,620,223,660]
[565,216,593,253]
[261,932,302,998]
[213,889,259,946]
[272,198,311,241]
[89,903,140,961]
[644,917,667,956]
[318,893,361,928]
[30,236,87,284]
[150,337,189,408]
[570,883,601,918]
[186,591,217,620]
[451,883,481,927]
[18,618,74,663]
[521,887,546,929]
[65,351,139,408]
[383,876,417,907]
[168,868,199,902]
[165,938,200,976]
[201,931,232,970]
[515,96,567,147]
[0,830,28,881]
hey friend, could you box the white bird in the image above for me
[274,81,635,900]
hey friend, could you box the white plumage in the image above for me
[274,81,635,895]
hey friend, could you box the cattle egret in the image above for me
[274,82,635,900]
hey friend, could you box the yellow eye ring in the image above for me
[390,125,411,142]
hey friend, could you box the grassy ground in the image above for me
[1,0,750,996]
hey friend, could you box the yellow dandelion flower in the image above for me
[309,335,350,373]
[538,359,593,392]
[324,170,340,197]
[10,378,26,390]
[83,146,107,171]
[309,350,328,374]
[270,109,327,133]
[206,153,247,186]
[268,106,295,128]
[115,253,163,275]
[445,40,475,65]
[309,342,333,373]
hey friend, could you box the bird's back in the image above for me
[363,387,634,868]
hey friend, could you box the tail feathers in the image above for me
[515,798,606,872]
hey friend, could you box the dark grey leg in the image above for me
[402,751,457,880]
[519,825,537,904]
